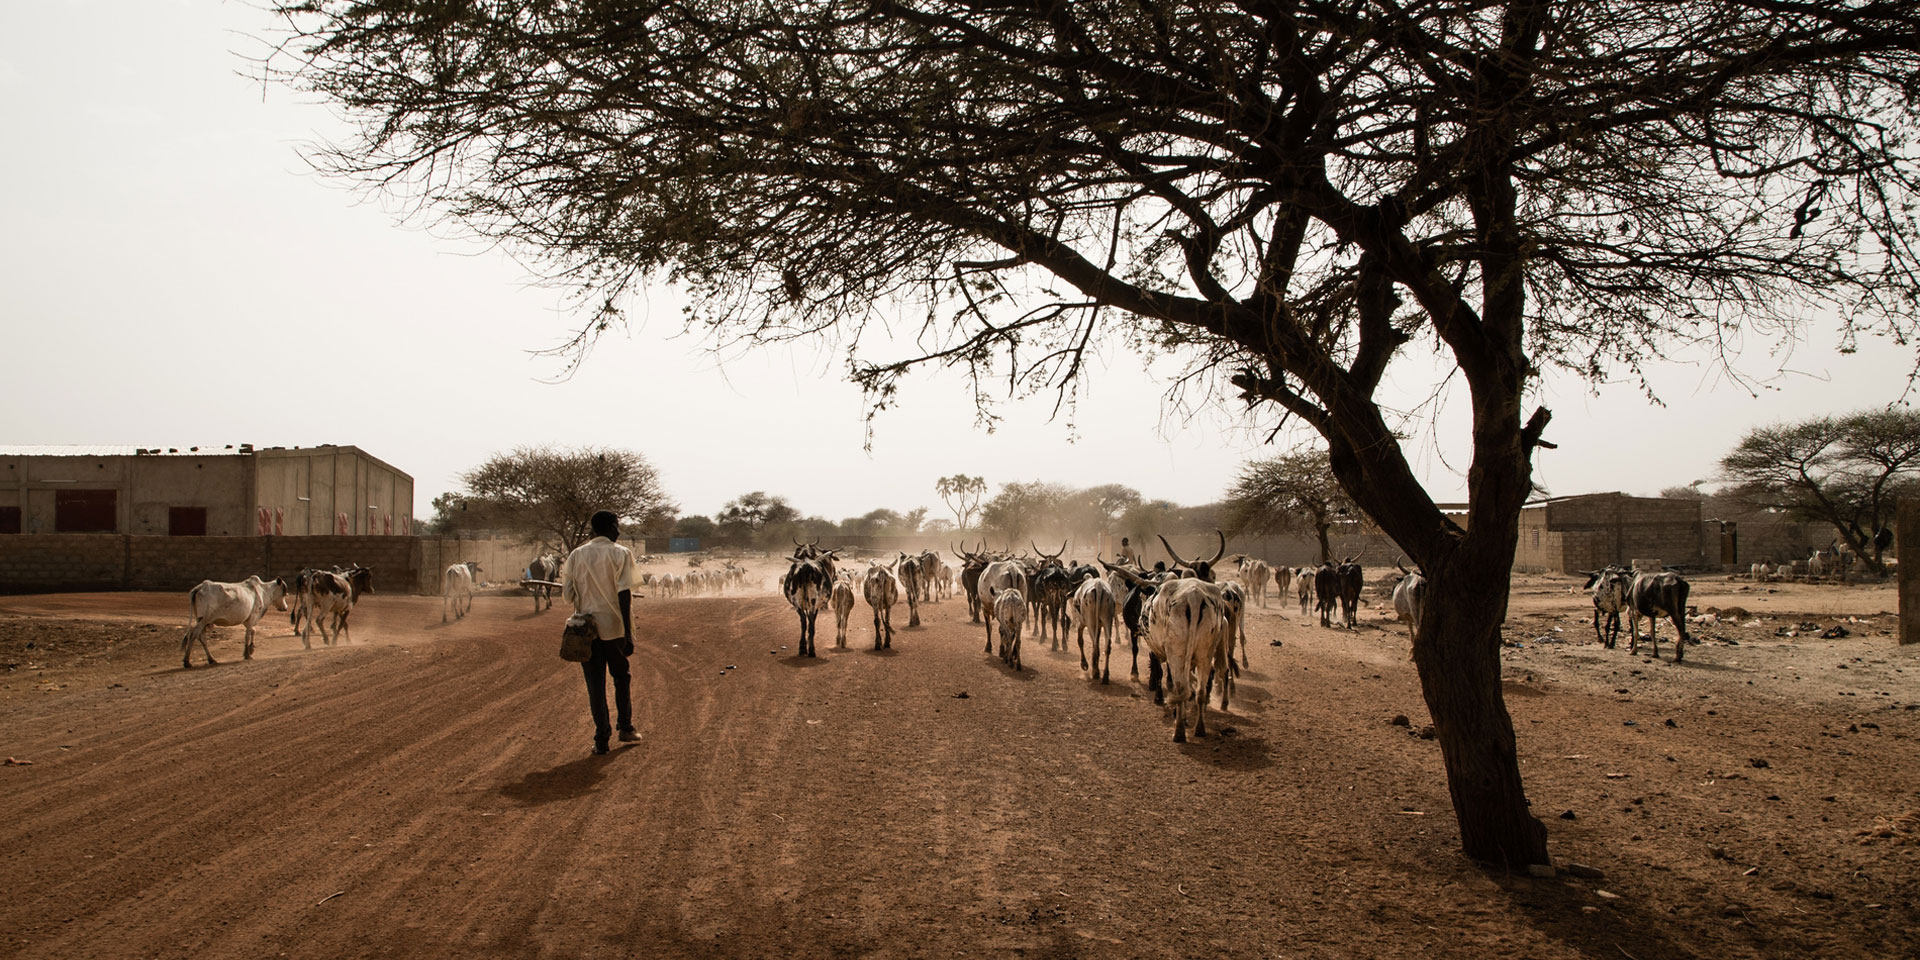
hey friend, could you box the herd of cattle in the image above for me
[173,536,1840,736]
[776,535,1437,742]
[180,564,375,669]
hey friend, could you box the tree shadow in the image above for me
[1484,869,1715,960]
[497,749,629,806]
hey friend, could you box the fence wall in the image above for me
[0,535,538,596]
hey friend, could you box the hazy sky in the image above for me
[3,3,1913,524]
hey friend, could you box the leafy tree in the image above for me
[672,515,717,540]
[842,508,905,537]
[1222,450,1357,564]
[274,0,1920,865]
[717,492,800,541]
[934,475,987,531]
[457,446,676,553]
[979,481,1070,547]
[1720,410,1920,574]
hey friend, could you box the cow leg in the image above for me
[1673,615,1689,663]
[244,624,255,660]
[1148,653,1164,705]
[984,615,994,654]
[181,626,199,669]
[883,610,893,649]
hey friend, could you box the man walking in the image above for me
[562,510,639,755]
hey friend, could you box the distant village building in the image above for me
[0,444,413,537]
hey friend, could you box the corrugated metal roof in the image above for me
[0,445,250,457]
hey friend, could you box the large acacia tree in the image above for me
[1222,449,1358,564]
[271,1,1920,864]
[1721,409,1920,575]
[459,446,677,553]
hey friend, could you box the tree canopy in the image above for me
[455,446,676,552]
[272,0,1920,864]
[1720,409,1920,574]
[934,474,987,531]
[1222,449,1358,564]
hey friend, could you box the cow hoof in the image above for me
[181,660,192,669]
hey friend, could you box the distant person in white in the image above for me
[563,510,638,755]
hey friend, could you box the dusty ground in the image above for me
[1,562,1916,960]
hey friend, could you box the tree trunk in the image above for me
[1413,554,1550,867]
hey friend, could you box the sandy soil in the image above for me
[1,561,1916,960]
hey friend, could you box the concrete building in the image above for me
[0,445,413,537]
[1513,492,1711,573]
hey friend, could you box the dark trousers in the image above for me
[581,638,633,745]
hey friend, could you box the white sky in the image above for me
[2,3,1914,524]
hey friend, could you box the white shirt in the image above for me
[562,536,636,639]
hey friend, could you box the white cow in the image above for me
[1144,578,1229,743]
[1068,577,1118,683]
[863,559,902,650]
[182,575,290,668]
[976,559,1028,656]
[443,561,480,622]
[830,578,856,649]
[993,589,1027,671]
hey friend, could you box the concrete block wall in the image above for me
[0,535,526,595]
[0,535,129,593]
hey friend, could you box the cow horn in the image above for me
[1206,531,1226,565]
[1157,534,1190,569]
[1099,559,1148,586]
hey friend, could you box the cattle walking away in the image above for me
[977,559,1028,657]
[443,561,481,622]
[864,559,902,649]
[527,553,560,612]
[301,565,374,648]
[993,589,1026,671]
[780,541,838,658]
[1068,576,1117,682]
[830,577,856,649]
[182,575,290,668]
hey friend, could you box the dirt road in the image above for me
[2,571,1916,959]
